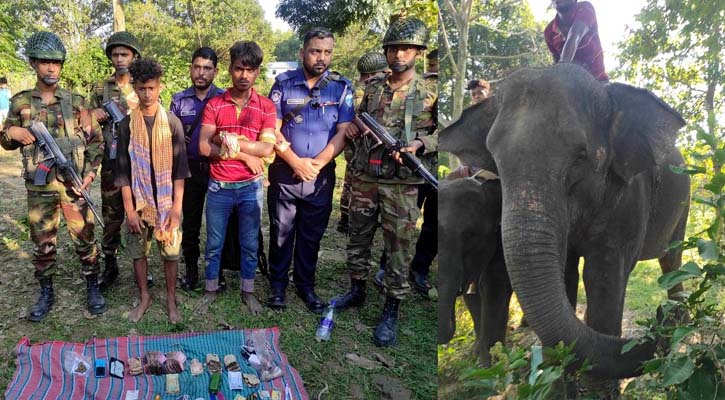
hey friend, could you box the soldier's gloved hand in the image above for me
[7,126,36,145]
[292,158,320,182]
[126,210,143,234]
[344,123,361,140]
[92,108,109,123]
[393,139,424,165]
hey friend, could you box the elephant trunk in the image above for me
[437,228,462,344]
[501,183,655,378]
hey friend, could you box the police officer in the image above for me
[267,27,355,313]
[333,18,437,346]
[1,32,106,321]
[89,31,141,289]
[337,52,389,235]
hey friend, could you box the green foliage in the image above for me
[273,30,301,61]
[461,341,591,399]
[438,0,549,121]
[621,130,725,399]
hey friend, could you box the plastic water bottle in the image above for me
[315,301,335,341]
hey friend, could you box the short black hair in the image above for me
[302,27,334,48]
[0,77,6,84]
[467,78,490,91]
[427,49,438,60]
[129,58,164,83]
[229,41,263,69]
[191,46,218,68]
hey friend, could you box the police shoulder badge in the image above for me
[270,90,282,104]
[345,93,353,107]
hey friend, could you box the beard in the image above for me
[303,62,327,77]
[390,59,415,73]
[115,67,129,74]
[193,80,212,91]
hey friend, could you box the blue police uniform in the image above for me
[268,68,354,303]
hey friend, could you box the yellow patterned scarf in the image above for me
[129,104,175,244]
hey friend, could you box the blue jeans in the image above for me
[204,178,263,292]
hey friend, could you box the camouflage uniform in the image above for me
[347,73,438,299]
[1,86,104,278]
[89,76,138,259]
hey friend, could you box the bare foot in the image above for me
[196,291,216,315]
[128,294,152,322]
[241,292,263,316]
[167,298,181,324]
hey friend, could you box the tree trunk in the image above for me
[113,0,125,32]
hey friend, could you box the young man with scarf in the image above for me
[115,58,190,323]
[197,41,276,316]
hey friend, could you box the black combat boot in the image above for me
[86,274,106,315]
[28,277,54,322]
[99,255,119,291]
[331,278,366,310]
[373,297,401,347]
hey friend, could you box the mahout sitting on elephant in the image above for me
[440,63,689,379]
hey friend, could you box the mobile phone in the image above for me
[94,358,107,378]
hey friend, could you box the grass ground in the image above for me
[0,148,437,399]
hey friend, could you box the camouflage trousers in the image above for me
[27,180,99,279]
[101,165,124,257]
[346,177,419,300]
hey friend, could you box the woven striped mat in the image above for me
[5,328,308,399]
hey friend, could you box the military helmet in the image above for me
[26,32,66,62]
[105,31,141,59]
[382,17,429,49]
[357,52,388,74]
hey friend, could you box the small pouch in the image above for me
[165,373,180,394]
[224,354,240,372]
[128,357,143,376]
[206,353,222,374]
[190,358,204,376]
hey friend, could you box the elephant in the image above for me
[437,176,512,366]
[440,63,690,379]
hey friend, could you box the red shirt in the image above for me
[202,88,276,182]
[544,1,608,81]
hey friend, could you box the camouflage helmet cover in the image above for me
[26,31,67,62]
[105,31,141,59]
[382,17,429,49]
[357,52,388,74]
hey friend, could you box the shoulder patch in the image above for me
[270,90,282,104]
[10,89,32,102]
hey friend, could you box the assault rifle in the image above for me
[28,121,105,229]
[354,112,438,190]
[102,101,125,159]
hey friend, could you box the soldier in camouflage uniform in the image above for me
[89,31,142,289]
[1,32,106,321]
[332,18,437,347]
[337,52,390,235]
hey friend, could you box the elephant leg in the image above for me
[463,292,482,357]
[582,255,635,337]
[479,246,512,366]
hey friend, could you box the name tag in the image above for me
[180,110,196,116]
[286,98,305,105]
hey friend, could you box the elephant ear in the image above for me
[608,83,685,182]
[439,96,500,172]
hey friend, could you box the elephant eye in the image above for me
[575,148,587,161]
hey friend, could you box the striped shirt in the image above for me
[544,1,608,81]
[201,88,276,182]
